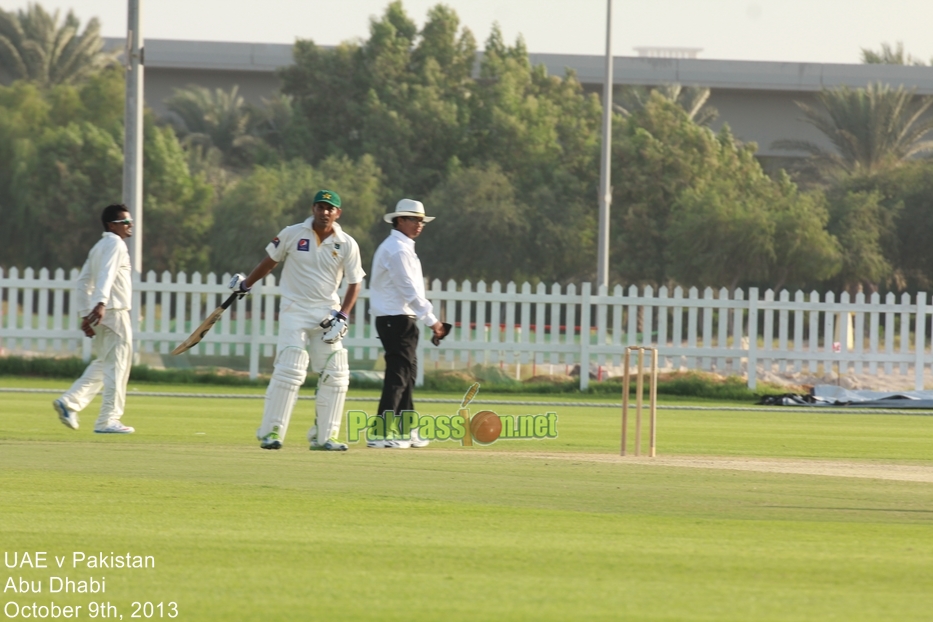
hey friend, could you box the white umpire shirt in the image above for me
[265,219,365,308]
[370,229,438,326]
[74,232,132,317]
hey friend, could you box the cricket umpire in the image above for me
[231,190,365,451]
[368,199,445,449]
[53,204,136,434]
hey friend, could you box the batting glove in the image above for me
[321,310,349,344]
[229,273,251,298]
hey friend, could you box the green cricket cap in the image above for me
[313,190,341,208]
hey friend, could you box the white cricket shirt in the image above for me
[370,229,438,326]
[74,232,132,316]
[265,219,365,307]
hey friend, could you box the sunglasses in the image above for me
[400,216,425,224]
[110,218,133,225]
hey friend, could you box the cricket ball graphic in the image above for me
[470,410,502,444]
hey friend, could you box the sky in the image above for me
[3,0,933,65]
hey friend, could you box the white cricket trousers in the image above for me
[60,309,133,429]
[255,303,344,441]
[277,303,342,364]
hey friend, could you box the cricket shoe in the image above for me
[309,438,348,451]
[260,432,282,450]
[367,438,413,449]
[367,437,410,448]
[53,399,78,430]
[409,429,429,449]
[94,422,135,434]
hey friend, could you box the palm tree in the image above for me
[0,3,116,87]
[164,85,264,168]
[614,84,718,126]
[250,93,295,153]
[773,83,933,179]
[861,42,927,66]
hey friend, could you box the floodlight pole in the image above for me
[596,0,613,289]
[123,0,144,277]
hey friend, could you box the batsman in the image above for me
[230,190,365,451]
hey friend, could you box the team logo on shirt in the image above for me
[272,237,280,248]
[297,238,310,252]
[334,243,341,250]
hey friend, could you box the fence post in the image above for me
[249,278,262,380]
[416,278,439,387]
[580,282,592,390]
[747,287,759,390]
[3,267,12,352]
[416,329,425,387]
[80,265,92,360]
[915,292,927,390]
[131,272,141,364]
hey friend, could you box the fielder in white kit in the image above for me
[53,204,136,434]
[230,190,365,451]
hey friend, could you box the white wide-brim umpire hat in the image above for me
[383,198,436,223]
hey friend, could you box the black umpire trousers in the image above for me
[375,315,420,424]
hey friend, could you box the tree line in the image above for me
[2,2,933,294]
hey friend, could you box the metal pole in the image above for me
[596,0,613,289]
[123,0,144,276]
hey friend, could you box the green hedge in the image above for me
[0,356,786,400]
[0,356,89,378]
[0,356,269,387]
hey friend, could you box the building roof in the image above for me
[537,54,933,94]
[105,38,294,72]
[105,37,933,94]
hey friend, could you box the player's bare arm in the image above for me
[321,283,361,345]
[339,283,361,316]
[229,256,279,297]
[244,256,279,289]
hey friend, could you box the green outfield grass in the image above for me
[2,378,932,621]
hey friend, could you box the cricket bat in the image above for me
[171,292,239,355]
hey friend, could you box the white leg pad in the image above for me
[259,347,308,443]
[313,349,349,443]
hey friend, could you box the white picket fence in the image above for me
[1,266,931,390]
